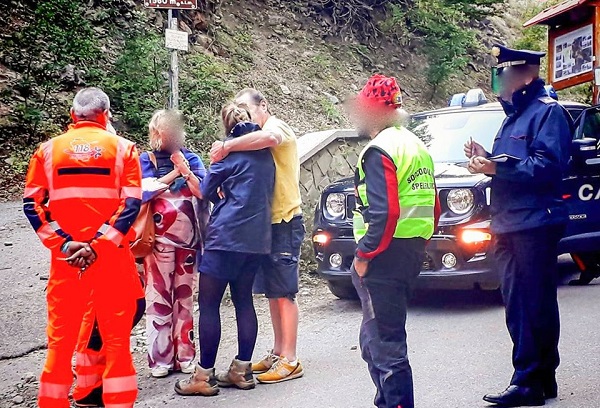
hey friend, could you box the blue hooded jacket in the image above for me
[490,78,573,234]
[201,122,275,254]
[139,148,206,203]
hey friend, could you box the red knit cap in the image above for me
[357,74,403,109]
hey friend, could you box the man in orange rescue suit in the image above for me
[23,87,143,408]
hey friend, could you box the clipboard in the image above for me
[488,154,521,163]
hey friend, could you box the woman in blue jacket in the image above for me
[175,104,275,397]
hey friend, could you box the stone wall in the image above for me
[299,137,367,222]
[297,137,368,271]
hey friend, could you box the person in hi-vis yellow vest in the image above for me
[346,74,440,408]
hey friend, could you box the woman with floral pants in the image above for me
[140,110,207,378]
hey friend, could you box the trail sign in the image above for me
[144,1,198,109]
[144,0,198,9]
[165,29,189,51]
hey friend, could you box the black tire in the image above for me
[327,281,358,300]
[570,252,600,285]
[481,288,504,304]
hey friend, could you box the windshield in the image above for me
[407,111,506,163]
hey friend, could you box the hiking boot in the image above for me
[252,351,279,374]
[174,366,220,396]
[74,385,104,407]
[256,357,304,384]
[216,359,256,390]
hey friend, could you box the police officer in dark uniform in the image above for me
[465,45,573,407]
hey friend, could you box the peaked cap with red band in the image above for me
[357,74,403,109]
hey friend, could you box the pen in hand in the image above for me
[470,137,475,158]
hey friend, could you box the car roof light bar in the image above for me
[462,88,488,107]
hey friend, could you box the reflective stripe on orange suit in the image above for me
[72,291,145,402]
[23,121,144,408]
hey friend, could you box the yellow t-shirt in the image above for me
[263,116,302,224]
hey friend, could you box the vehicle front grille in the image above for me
[343,255,354,269]
[422,253,436,271]
[346,194,356,219]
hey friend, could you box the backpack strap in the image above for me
[147,151,157,168]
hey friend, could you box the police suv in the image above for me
[312,89,600,299]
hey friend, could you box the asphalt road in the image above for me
[1,201,600,408]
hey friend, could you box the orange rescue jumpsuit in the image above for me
[23,121,144,408]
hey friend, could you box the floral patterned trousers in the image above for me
[144,242,197,370]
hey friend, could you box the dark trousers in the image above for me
[493,225,564,389]
[352,238,425,408]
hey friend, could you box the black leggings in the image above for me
[198,271,258,369]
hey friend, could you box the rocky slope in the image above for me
[0,0,532,201]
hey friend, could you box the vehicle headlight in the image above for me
[325,193,346,218]
[446,189,474,215]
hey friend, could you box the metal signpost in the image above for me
[144,0,198,109]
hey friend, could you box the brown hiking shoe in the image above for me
[174,366,219,396]
[216,359,256,390]
[252,351,279,374]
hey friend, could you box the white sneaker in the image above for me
[180,361,196,374]
[151,366,170,378]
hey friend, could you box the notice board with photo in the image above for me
[548,20,597,91]
[553,24,594,82]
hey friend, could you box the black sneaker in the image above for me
[74,386,104,407]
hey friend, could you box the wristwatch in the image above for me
[60,241,71,254]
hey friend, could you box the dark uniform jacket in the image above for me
[201,122,275,254]
[490,78,573,234]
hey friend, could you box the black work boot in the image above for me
[74,385,104,407]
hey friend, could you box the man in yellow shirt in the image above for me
[210,89,304,383]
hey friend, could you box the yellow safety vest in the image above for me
[353,126,436,242]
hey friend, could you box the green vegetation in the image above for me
[178,53,233,151]
[292,0,506,93]
[4,0,559,181]
[382,0,506,95]
[1,1,233,156]
[319,97,343,126]
[214,29,254,65]
[98,34,233,150]
[512,0,593,104]
[512,0,562,52]
[100,34,169,144]
[444,0,501,19]
[2,0,99,142]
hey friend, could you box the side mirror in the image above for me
[572,138,599,166]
